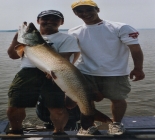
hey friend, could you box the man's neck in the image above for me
[85,19,103,25]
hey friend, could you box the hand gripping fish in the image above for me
[15,23,112,125]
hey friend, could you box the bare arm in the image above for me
[128,44,145,81]
[60,52,73,61]
[7,32,20,59]
[60,52,80,64]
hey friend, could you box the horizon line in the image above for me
[0,28,155,32]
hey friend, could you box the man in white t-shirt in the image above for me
[68,0,145,136]
[7,10,80,139]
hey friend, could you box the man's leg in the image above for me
[110,99,127,122]
[7,107,25,132]
[108,99,127,135]
[48,107,68,133]
[101,76,130,135]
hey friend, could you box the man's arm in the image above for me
[7,32,20,59]
[60,52,80,64]
[60,52,73,61]
[128,44,145,81]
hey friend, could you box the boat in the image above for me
[0,116,155,140]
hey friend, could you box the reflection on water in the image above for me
[0,30,155,124]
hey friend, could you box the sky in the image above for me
[0,0,155,30]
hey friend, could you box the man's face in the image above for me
[37,15,63,30]
[74,5,101,25]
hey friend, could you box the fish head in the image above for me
[22,23,45,46]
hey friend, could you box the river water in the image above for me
[0,29,155,125]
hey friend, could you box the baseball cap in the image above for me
[37,10,64,18]
[71,0,98,9]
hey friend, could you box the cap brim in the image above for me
[38,13,63,18]
[72,4,97,9]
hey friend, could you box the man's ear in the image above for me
[37,19,40,24]
[61,18,64,25]
[98,8,100,13]
[96,7,100,13]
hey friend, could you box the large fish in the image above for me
[16,23,112,123]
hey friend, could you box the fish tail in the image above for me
[80,109,112,130]
[80,114,95,130]
[94,109,112,123]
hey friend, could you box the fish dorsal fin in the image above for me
[14,44,25,57]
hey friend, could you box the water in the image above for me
[0,30,155,124]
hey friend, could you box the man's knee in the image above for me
[110,99,127,107]
[111,99,126,104]
[7,107,26,120]
[48,108,68,116]
[7,107,24,114]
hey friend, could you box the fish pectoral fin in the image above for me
[51,71,57,79]
[14,44,25,57]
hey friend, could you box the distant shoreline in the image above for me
[0,30,18,32]
[0,28,155,32]
[0,29,69,32]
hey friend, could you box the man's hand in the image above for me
[130,68,145,81]
[128,44,145,81]
[45,72,52,79]
[7,32,21,59]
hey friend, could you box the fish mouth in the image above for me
[26,23,38,33]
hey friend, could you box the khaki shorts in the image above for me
[83,74,131,100]
[8,68,65,108]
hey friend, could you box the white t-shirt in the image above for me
[68,20,139,76]
[21,32,80,68]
